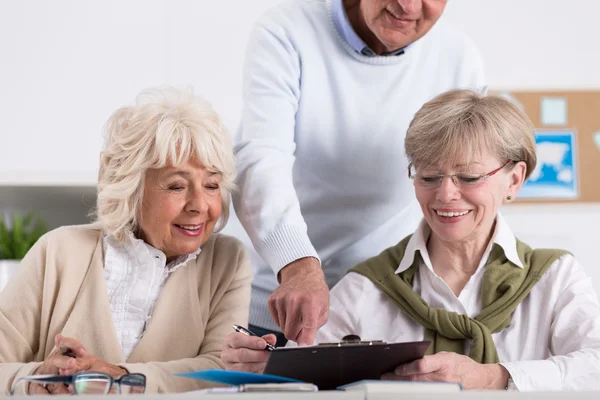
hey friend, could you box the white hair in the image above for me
[94,86,236,241]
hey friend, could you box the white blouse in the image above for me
[314,214,600,391]
[102,233,200,358]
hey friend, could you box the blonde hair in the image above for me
[94,86,235,241]
[405,89,537,178]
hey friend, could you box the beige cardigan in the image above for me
[0,224,252,395]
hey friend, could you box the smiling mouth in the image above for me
[175,224,203,231]
[435,210,471,218]
[385,9,414,22]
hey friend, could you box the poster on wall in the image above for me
[495,90,600,203]
[519,130,578,199]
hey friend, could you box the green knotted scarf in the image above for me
[349,235,568,364]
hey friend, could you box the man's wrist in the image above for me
[278,257,322,283]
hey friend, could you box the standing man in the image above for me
[233,0,484,346]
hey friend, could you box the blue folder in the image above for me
[175,369,304,385]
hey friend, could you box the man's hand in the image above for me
[381,352,510,390]
[268,257,329,345]
[221,332,277,373]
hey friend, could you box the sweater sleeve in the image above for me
[232,20,320,275]
[120,242,253,394]
[0,236,47,395]
[501,255,600,390]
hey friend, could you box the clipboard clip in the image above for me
[317,335,386,347]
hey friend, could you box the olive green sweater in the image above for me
[350,235,567,363]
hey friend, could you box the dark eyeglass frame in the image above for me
[408,160,519,187]
[10,371,146,396]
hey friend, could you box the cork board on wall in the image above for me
[497,91,600,203]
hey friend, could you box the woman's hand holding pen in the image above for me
[53,335,128,380]
[222,332,277,373]
[28,334,126,394]
[29,334,88,395]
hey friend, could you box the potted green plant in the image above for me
[0,212,48,291]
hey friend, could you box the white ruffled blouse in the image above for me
[102,233,201,358]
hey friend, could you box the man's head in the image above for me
[348,0,447,55]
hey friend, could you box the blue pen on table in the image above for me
[232,324,276,351]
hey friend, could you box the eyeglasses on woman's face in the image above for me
[409,160,518,190]
[11,371,146,395]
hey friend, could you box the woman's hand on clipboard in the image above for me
[222,332,277,373]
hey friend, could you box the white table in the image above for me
[12,391,600,399]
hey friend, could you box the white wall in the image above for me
[0,0,599,289]
[0,0,282,184]
[444,0,600,90]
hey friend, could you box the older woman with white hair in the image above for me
[223,89,600,391]
[0,87,252,395]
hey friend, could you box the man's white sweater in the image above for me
[232,0,485,330]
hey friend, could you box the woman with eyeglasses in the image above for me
[223,89,600,390]
[0,87,252,395]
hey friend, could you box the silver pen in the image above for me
[232,324,276,351]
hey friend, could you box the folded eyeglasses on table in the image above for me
[10,371,146,395]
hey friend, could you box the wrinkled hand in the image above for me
[269,257,329,345]
[29,334,89,395]
[221,332,277,373]
[59,355,128,379]
[381,352,509,390]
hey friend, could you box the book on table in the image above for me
[189,382,318,394]
[339,379,463,393]
[176,370,461,394]
[175,370,317,393]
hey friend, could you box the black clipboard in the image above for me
[263,340,432,390]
